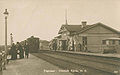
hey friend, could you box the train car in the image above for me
[26,36,39,53]
[102,38,120,54]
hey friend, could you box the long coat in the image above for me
[24,45,29,55]
[17,44,24,59]
[10,45,17,60]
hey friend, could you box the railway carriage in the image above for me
[20,36,40,53]
[26,36,39,53]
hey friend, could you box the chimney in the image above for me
[81,21,87,28]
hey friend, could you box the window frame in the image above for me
[102,40,106,45]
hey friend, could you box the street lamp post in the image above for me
[3,9,9,70]
[10,33,13,46]
[3,9,9,53]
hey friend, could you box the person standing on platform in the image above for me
[24,42,29,58]
[10,43,17,60]
[17,42,24,59]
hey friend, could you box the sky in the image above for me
[0,0,120,45]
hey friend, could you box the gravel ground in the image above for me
[3,54,73,75]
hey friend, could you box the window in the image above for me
[112,40,115,45]
[82,36,87,45]
[119,40,120,45]
[102,40,106,45]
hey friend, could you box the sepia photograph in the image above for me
[0,0,120,75]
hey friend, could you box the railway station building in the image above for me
[56,21,120,53]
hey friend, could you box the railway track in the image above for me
[46,51,120,66]
[32,51,120,75]
[41,53,119,73]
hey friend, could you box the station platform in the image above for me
[55,50,120,58]
[3,54,73,75]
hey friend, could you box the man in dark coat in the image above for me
[10,43,17,60]
[24,43,29,58]
[17,42,24,59]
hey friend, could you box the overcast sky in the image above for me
[0,0,120,45]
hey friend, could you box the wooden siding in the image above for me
[74,25,120,53]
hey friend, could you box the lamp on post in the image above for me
[3,9,9,70]
[10,33,13,46]
[3,9,9,53]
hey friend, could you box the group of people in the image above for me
[9,42,29,60]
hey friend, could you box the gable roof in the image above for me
[58,24,94,34]
[76,22,120,34]
[58,22,120,34]
[58,24,81,34]
[63,25,82,31]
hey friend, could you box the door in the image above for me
[82,36,87,51]
[62,40,67,50]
